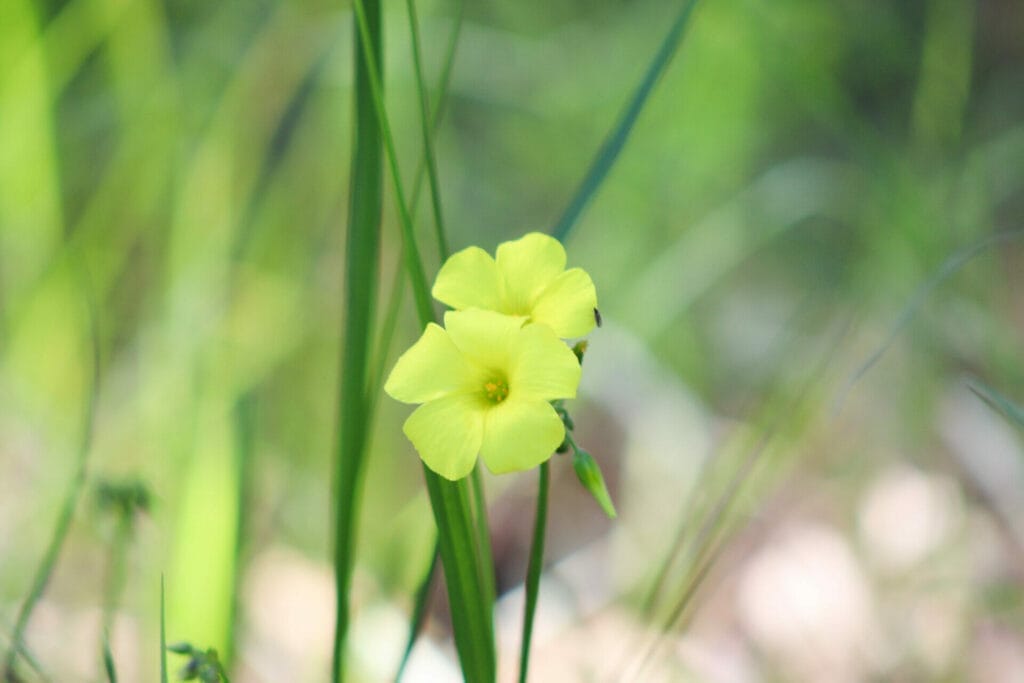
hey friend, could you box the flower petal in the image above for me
[432,246,504,311]
[495,233,566,314]
[530,268,598,338]
[443,309,526,372]
[403,393,484,480]
[509,323,581,401]
[384,323,482,404]
[479,398,564,474]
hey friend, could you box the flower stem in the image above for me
[518,462,550,683]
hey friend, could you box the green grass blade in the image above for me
[228,392,257,665]
[469,466,497,612]
[351,0,433,325]
[332,0,385,680]
[407,0,499,649]
[103,637,118,683]
[404,0,449,260]
[380,10,468,671]
[2,265,99,679]
[380,9,468,671]
[394,549,438,681]
[518,462,550,683]
[160,576,168,683]
[370,0,463,404]
[836,228,1024,413]
[551,0,700,242]
[969,380,1024,431]
[349,2,496,678]
[421,471,496,682]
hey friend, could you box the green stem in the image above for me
[469,465,496,607]
[518,462,550,683]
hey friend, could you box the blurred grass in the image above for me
[0,0,1022,680]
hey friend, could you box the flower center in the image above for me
[482,377,510,404]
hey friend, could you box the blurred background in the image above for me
[1,0,1023,680]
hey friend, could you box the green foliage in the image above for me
[2,0,1022,681]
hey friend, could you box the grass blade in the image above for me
[350,0,432,324]
[103,638,118,683]
[404,0,449,260]
[349,1,496,678]
[836,228,1024,413]
[2,265,99,680]
[331,0,385,679]
[518,462,550,683]
[421,472,497,682]
[468,467,496,615]
[393,550,438,681]
[160,576,168,683]
[551,0,701,242]
[388,5,472,678]
[969,379,1024,431]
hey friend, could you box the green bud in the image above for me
[572,341,588,365]
[572,450,617,519]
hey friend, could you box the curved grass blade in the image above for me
[552,0,701,242]
[624,321,849,682]
[835,227,1024,413]
[969,379,1024,431]
[518,462,550,683]
[332,0,385,679]
[2,265,100,680]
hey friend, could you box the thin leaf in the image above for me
[468,466,497,612]
[420,471,497,682]
[332,0,385,679]
[393,550,437,682]
[103,637,118,683]
[518,462,550,683]
[350,0,432,325]
[836,228,1024,413]
[2,264,99,679]
[969,379,1024,430]
[552,0,701,242]
[404,0,449,260]
[349,0,496,679]
[160,576,168,683]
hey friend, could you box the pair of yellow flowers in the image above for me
[384,233,598,480]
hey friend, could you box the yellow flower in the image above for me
[384,309,581,480]
[432,232,598,338]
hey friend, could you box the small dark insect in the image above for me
[594,308,603,327]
